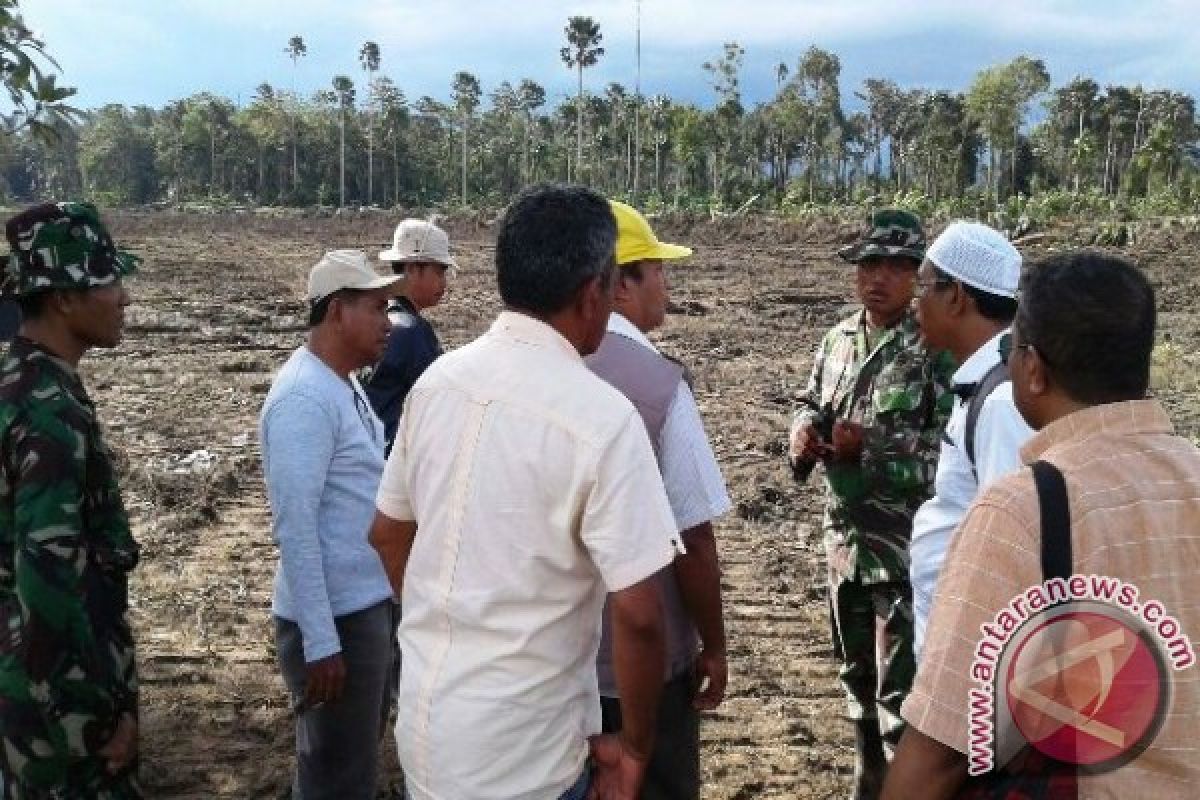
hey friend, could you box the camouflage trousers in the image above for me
[0,755,141,799]
[828,575,915,742]
[0,623,141,799]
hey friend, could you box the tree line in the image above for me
[2,15,1198,219]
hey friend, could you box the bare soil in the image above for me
[77,211,1200,798]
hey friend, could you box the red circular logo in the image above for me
[1005,610,1166,767]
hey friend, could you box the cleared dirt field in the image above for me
[76,210,1200,798]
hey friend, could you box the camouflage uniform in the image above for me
[793,211,954,742]
[0,203,141,798]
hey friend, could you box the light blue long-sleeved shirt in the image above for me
[260,346,394,662]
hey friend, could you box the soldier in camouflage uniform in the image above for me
[0,203,141,798]
[788,210,954,800]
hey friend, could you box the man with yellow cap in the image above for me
[584,200,732,800]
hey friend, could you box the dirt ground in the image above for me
[73,210,1200,798]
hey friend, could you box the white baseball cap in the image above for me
[379,219,457,270]
[307,249,402,305]
[926,221,1022,298]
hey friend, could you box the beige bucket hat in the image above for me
[379,219,457,270]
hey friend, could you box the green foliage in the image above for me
[1,25,1197,227]
[0,0,81,143]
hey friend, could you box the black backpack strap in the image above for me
[1031,460,1072,581]
[964,361,1011,471]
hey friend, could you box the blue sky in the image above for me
[24,0,1200,112]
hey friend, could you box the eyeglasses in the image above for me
[998,332,1038,366]
[914,277,954,297]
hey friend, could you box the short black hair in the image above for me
[389,261,448,277]
[307,288,360,328]
[495,184,616,315]
[1016,251,1155,404]
[933,265,1018,323]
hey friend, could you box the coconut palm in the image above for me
[559,16,604,182]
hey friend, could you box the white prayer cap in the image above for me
[926,221,1021,298]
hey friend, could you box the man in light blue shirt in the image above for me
[260,249,401,799]
[910,222,1033,661]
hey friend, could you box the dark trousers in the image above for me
[600,670,700,800]
[829,578,913,743]
[275,600,397,800]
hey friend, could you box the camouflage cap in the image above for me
[2,202,139,297]
[837,208,926,265]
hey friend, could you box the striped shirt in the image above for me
[903,399,1200,797]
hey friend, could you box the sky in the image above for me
[22,0,1200,113]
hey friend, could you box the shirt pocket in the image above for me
[866,363,931,494]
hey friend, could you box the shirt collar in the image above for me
[1020,399,1174,464]
[489,310,583,363]
[606,312,657,353]
[952,327,1009,384]
[389,295,418,315]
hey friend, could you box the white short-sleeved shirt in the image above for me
[376,311,679,800]
[607,313,733,532]
[910,328,1033,657]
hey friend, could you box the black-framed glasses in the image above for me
[998,332,1038,366]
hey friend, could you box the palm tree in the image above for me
[517,79,546,184]
[283,35,306,191]
[559,16,604,182]
[332,75,354,206]
[451,71,482,205]
[359,41,380,205]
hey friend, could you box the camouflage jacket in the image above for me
[0,337,140,794]
[795,309,955,584]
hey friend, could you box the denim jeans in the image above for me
[559,768,591,800]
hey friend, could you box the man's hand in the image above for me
[692,647,728,711]
[587,734,649,800]
[830,419,865,462]
[98,712,138,774]
[789,423,830,464]
[303,652,346,709]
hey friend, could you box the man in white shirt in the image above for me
[909,222,1033,660]
[368,185,679,800]
[585,200,732,800]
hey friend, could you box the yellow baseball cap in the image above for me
[610,200,693,266]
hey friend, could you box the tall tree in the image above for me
[451,70,481,204]
[283,35,307,191]
[517,79,546,184]
[332,75,354,206]
[560,16,604,182]
[1006,56,1050,193]
[701,42,745,201]
[373,76,407,205]
[359,41,380,204]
